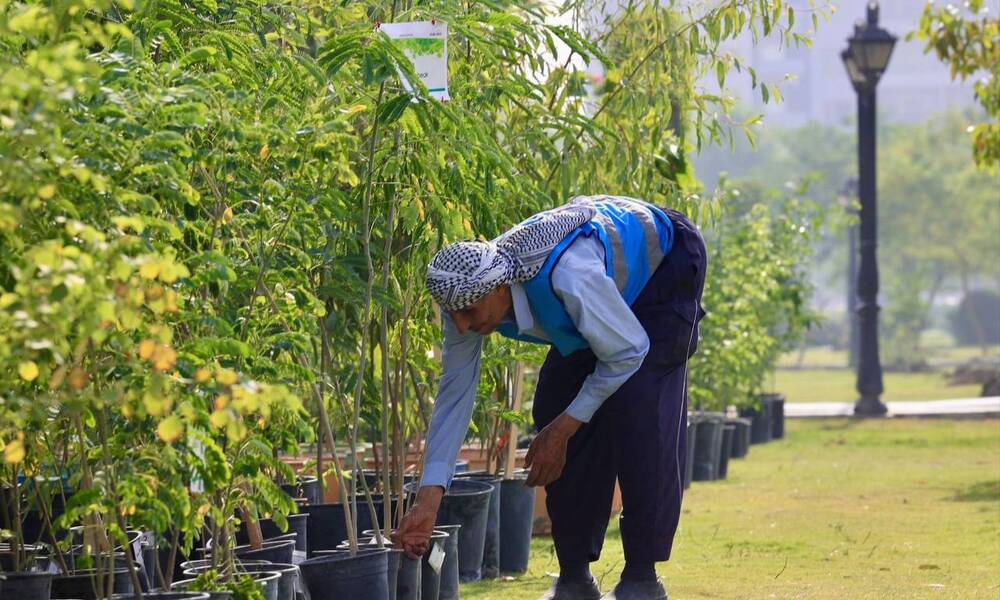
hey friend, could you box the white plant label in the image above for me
[428,540,446,573]
[379,21,449,101]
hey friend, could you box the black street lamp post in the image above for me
[841,2,896,417]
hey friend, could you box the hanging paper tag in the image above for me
[379,20,449,101]
[428,540,446,573]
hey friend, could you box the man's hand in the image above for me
[394,485,443,559]
[524,412,583,487]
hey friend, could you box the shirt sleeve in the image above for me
[419,311,484,489]
[551,237,650,422]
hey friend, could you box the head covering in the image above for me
[426,199,597,311]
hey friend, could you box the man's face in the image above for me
[449,285,512,336]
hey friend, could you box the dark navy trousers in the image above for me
[533,209,707,564]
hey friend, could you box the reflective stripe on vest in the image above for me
[497,197,674,356]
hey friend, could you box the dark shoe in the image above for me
[600,579,668,600]
[538,576,602,600]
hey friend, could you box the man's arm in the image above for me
[420,311,484,488]
[396,311,482,558]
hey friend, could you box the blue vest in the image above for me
[497,198,674,356]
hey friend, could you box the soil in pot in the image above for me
[419,529,449,600]
[498,472,536,574]
[692,412,725,481]
[1,571,55,600]
[236,514,308,553]
[455,472,502,579]
[51,567,134,599]
[717,424,736,480]
[432,524,461,600]
[430,479,494,583]
[298,547,388,600]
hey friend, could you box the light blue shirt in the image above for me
[421,236,650,489]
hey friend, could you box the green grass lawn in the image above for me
[777,345,1000,369]
[462,419,1000,599]
[771,369,984,403]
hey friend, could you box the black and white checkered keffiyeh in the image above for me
[426,199,597,311]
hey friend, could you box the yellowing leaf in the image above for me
[157,416,184,443]
[210,409,230,429]
[138,339,156,360]
[4,439,25,464]
[37,184,56,199]
[18,361,39,382]
[152,345,177,371]
[222,206,234,224]
[194,368,211,383]
[159,260,189,283]
[259,145,270,160]
[215,369,237,385]
[143,391,173,417]
[139,260,161,280]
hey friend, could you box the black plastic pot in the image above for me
[178,558,271,572]
[303,502,378,557]
[729,417,751,459]
[280,475,322,506]
[684,413,699,488]
[767,393,786,439]
[174,570,280,600]
[498,473,535,574]
[419,529,449,600]
[299,547,389,600]
[361,470,418,495]
[454,459,469,474]
[184,563,298,600]
[173,571,280,600]
[114,593,210,600]
[692,412,724,481]
[0,544,49,572]
[233,538,295,565]
[717,424,735,480]
[329,540,401,600]
[1,571,54,600]
[51,567,133,599]
[740,399,774,444]
[395,552,421,600]
[236,513,308,552]
[434,524,461,600]
[432,479,493,583]
[455,472,502,579]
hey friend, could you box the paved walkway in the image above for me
[786,396,1000,418]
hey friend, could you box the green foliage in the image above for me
[688,180,826,409]
[0,0,828,570]
[912,0,1000,170]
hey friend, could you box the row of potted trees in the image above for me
[1,0,825,598]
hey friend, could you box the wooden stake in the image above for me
[504,362,525,477]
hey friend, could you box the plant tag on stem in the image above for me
[428,541,445,573]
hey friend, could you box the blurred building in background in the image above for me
[725,0,976,126]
